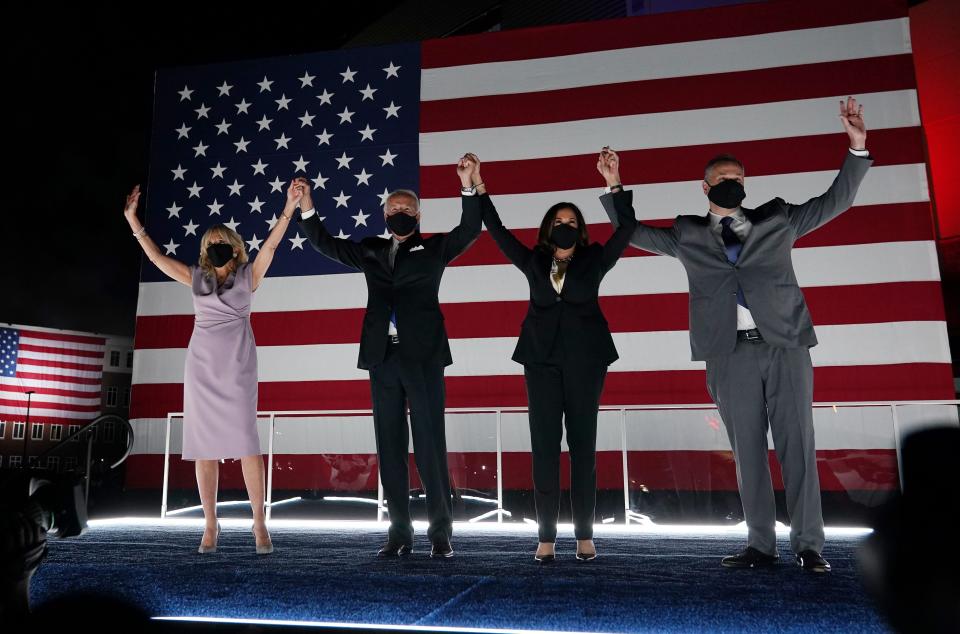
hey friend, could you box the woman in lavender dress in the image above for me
[124,181,302,554]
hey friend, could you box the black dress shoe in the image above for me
[377,542,412,558]
[430,540,454,558]
[721,546,780,569]
[795,550,831,573]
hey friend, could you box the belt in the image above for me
[388,334,400,345]
[737,328,763,342]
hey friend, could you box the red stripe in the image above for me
[133,281,944,349]
[16,329,106,346]
[419,127,924,198]
[421,55,916,132]
[421,0,907,68]
[128,363,954,419]
[122,449,897,492]
[13,371,102,386]
[17,343,105,359]
[0,385,101,400]
[16,358,102,373]
[0,398,100,413]
[448,202,934,267]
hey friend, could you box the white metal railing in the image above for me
[159,400,960,522]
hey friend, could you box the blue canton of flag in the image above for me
[0,328,19,378]
[143,43,420,281]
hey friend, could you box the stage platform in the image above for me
[28,520,889,633]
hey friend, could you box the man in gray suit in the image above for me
[599,97,870,573]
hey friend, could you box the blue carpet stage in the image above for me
[31,520,889,633]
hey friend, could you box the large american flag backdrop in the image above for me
[127,0,953,499]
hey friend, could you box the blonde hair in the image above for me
[198,224,248,277]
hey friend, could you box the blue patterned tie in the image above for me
[720,217,748,308]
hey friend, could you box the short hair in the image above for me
[536,202,589,253]
[383,189,420,214]
[704,154,745,182]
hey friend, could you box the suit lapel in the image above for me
[696,214,730,263]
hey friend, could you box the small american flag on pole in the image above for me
[0,326,105,426]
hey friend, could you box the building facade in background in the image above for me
[0,323,132,472]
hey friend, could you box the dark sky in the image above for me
[6,3,402,336]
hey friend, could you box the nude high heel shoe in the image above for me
[198,522,221,554]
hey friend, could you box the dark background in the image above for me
[5,2,406,335]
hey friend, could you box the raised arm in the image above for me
[439,153,484,264]
[456,153,531,269]
[596,148,680,258]
[124,185,191,286]
[788,96,873,237]
[250,180,298,291]
[293,176,365,271]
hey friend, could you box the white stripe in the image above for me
[420,163,929,232]
[421,18,911,100]
[14,362,103,380]
[18,336,106,353]
[135,240,940,316]
[0,390,101,407]
[131,400,944,454]
[16,349,104,367]
[131,321,949,385]
[418,90,919,165]
[0,406,100,420]
[0,376,101,393]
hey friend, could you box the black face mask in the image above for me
[707,179,746,209]
[206,243,235,267]
[550,223,579,250]
[386,212,418,236]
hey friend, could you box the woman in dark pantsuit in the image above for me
[463,152,637,562]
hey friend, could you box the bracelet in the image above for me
[132,226,147,239]
[609,183,623,191]
[281,213,293,220]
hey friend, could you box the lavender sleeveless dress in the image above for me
[181,262,260,460]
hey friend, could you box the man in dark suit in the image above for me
[599,97,871,573]
[292,156,482,558]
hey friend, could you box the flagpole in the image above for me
[22,390,35,468]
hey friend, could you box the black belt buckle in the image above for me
[738,328,763,342]
[388,334,400,345]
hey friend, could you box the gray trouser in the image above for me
[705,340,824,555]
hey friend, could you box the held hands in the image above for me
[839,96,867,150]
[597,147,621,188]
[290,176,313,212]
[457,153,481,188]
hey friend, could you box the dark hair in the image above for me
[536,202,589,253]
[704,153,745,181]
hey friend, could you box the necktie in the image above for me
[720,217,748,308]
[389,241,400,332]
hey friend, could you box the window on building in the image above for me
[69,424,80,441]
[9,456,22,468]
[0,421,6,438]
[64,457,78,471]
[119,387,129,408]
[0,455,3,468]
[31,423,43,441]
[51,425,63,442]
[13,422,25,440]
[28,456,38,467]
[47,456,60,472]
[110,350,120,367]
[103,421,115,442]
[106,386,118,407]
[126,351,134,368]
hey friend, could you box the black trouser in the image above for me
[369,343,453,545]
[524,361,607,542]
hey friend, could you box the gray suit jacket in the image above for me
[601,152,872,361]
